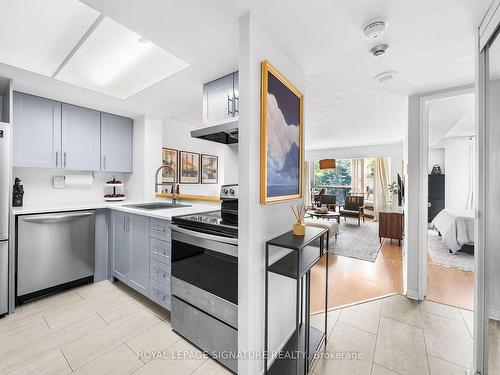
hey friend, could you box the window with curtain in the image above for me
[313,159,352,204]
[313,158,377,204]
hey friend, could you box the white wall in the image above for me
[238,12,305,375]
[162,118,239,196]
[443,137,473,209]
[306,142,403,182]
[428,148,445,174]
[11,169,130,206]
[127,116,163,201]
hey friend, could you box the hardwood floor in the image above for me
[311,239,404,313]
[310,234,474,313]
[426,260,474,310]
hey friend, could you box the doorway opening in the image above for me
[309,156,404,312]
[425,93,476,311]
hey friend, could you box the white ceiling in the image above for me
[428,93,475,148]
[0,0,491,137]
[305,77,407,150]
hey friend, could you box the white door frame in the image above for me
[406,86,473,302]
[475,1,500,373]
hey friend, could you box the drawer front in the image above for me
[171,296,237,373]
[150,219,171,242]
[150,258,171,287]
[150,238,171,264]
[149,279,170,310]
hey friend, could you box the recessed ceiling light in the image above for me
[370,44,389,58]
[363,19,387,39]
[373,71,398,83]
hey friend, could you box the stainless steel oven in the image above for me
[171,225,237,326]
[170,185,238,373]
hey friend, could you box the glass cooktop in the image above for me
[172,210,238,237]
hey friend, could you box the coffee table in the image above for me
[306,210,340,224]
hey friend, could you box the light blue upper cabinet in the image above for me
[12,92,61,168]
[101,112,133,173]
[61,103,100,171]
[203,72,238,126]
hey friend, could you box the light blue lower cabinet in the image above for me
[128,214,150,296]
[149,279,171,310]
[110,212,171,310]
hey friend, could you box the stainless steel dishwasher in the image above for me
[17,210,95,302]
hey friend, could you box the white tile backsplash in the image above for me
[12,168,131,206]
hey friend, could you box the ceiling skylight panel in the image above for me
[0,0,100,76]
[55,17,190,99]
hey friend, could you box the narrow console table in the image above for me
[264,227,329,375]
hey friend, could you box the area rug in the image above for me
[329,220,381,262]
[428,229,474,272]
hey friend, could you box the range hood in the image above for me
[191,121,238,144]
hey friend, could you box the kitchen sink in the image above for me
[124,202,191,210]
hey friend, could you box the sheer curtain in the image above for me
[303,160,312,207]
[351,159,365,194]
[374,157,390,221]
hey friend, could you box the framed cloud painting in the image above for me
[260,60,303,204]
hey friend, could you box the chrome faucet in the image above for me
[155,165,177,205]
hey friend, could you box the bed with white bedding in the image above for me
[431,209,475,253]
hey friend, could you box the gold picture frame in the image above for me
[260,60,304,204]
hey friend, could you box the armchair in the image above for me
[339,195,365,226]
[318,194,337,211]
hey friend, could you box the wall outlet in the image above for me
[53,176,65,189]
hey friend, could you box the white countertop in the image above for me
[12,200,220,220]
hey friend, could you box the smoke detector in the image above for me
[363,19,387,39]
[370,44,389,58]
[373,71,397,83]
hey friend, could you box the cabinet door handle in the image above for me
[152,248,168,257]
[152,227,166,233]
[63,152,67,168]
[102,156,106,170]
[55,151,59,167]
[233,95,239,114]
[227,94,234,116]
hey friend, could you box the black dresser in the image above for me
[428,174,445,222]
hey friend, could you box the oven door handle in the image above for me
[170,224,238,245]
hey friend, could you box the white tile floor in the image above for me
[0,281,231,375]
[0,281,488,375]
[311,295,473,375]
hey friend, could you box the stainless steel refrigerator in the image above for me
[0,122,10,315]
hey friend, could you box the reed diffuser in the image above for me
[291,203,306,236]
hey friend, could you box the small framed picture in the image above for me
[161,148,178,183]
[179,151,200,184]
[201,154,218,184]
